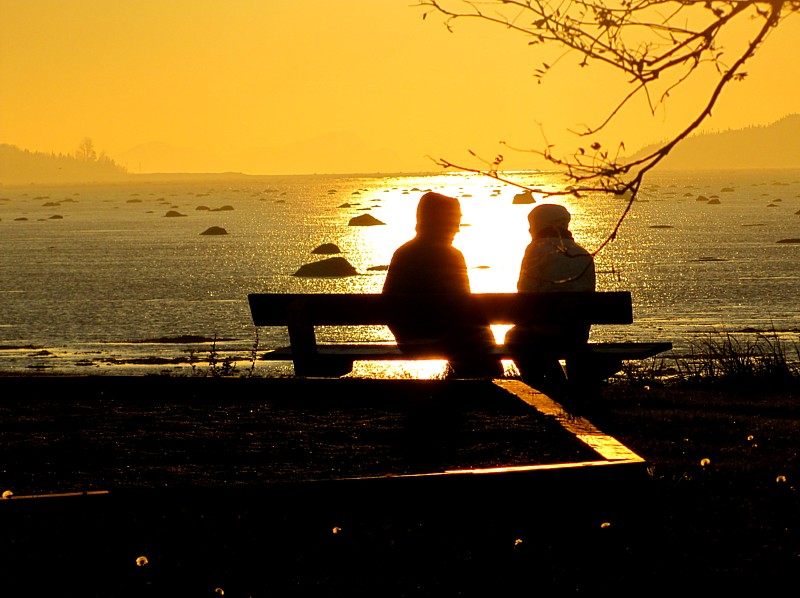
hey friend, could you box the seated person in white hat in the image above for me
[504,203,596,397]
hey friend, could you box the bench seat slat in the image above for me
[248,291,672,384]
[248,292,634,327]
[260,342,673,361]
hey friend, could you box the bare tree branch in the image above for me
[417,0,799,254]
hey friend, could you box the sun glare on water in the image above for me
[334,171,597,380]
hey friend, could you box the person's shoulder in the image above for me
[524,238,552,254]
[443,244,467,264]
[570,241,593,256]
[390,238,418,256]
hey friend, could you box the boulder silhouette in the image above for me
[294,257,358,277]
[512,190,535,204]
[348,214,385,226]
[311,243,341,255]
[200,226,228,235]
[165,210,187,217]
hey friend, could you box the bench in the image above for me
[247,291,672,396]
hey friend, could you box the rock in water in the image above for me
[165,210,187,217]
[512,190,535,204]
[311,243,341,255]
[200,226,228,235]
[293,257,358,277]
[348,214,385,226]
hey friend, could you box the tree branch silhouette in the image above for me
[418,0,798,254]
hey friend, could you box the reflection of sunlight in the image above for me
[375,173,583,294]
[347,173,550,294]
[323,171,608,382]
[349,359,519,380]
[456,192,529,293]
[491,324,512,344]
[338,183,422,289]
[350,360,450,379]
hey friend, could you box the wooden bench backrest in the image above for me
[248,291,633,327]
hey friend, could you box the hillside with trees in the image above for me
[630,114,800,171]
[0,141,128,185]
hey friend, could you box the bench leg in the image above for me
[565,354,623,401]
[446,358,505,379]
[510,357,569,401]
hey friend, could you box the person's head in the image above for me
[415,192,462,240]
[528,203,571,238]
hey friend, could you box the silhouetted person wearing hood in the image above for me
[383,192,502,377]
[505,203,596,398]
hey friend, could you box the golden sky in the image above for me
[2,1,799,175]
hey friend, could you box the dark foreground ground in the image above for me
[1,375,799,596]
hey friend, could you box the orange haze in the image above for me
[1,1,799,175]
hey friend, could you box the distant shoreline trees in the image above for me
[76,137,97,162]
[0,142,128,185]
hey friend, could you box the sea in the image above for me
[1,168,798,378]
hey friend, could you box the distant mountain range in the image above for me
[3,116,800,185]
[629,114,800,170]
[116,131,419,176]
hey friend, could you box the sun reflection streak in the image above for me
[353,172,612,295]
[333,172,601,380]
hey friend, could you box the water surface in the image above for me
[1,169,798,376]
